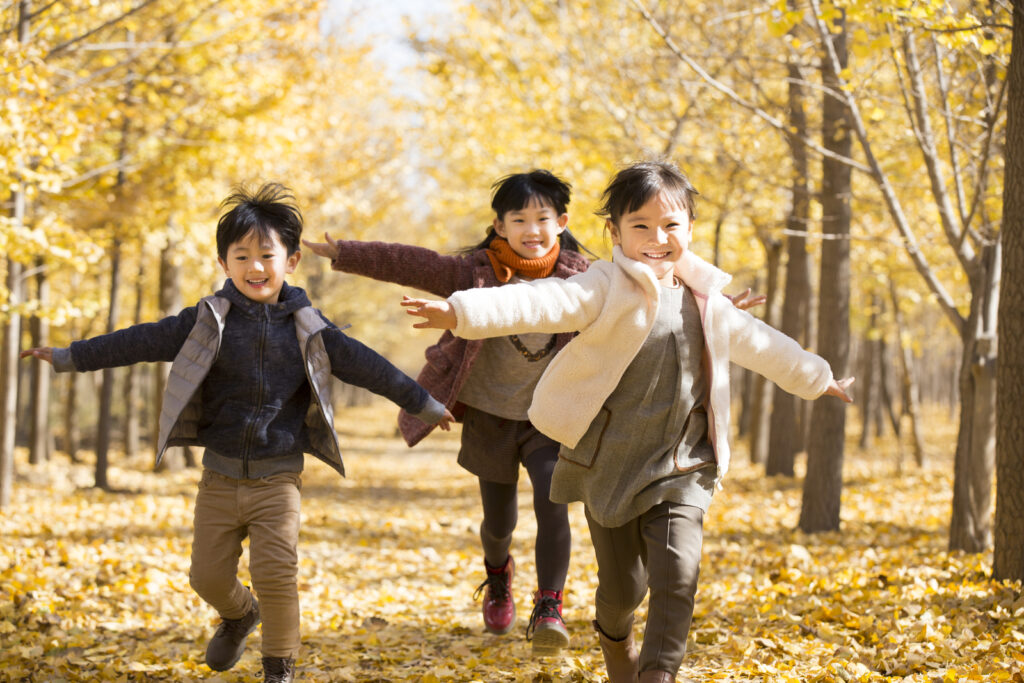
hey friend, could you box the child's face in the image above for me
[493,197,567,261]
[609,191,693,287]
[217,229,301,305]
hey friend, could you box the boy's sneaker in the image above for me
[262,656,295,683]
[473,555,515,635]
[526,589,570,657]
[205,591,261,671]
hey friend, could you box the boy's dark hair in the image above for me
[462,169,591,255]
[596,160,699,226]
[216,183,303,259]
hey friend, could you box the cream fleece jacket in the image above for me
[449,247,835,481]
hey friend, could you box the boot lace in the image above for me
[213,612,254,639]
[262,657,295,682]
[525,594,563,641]
[473,570,511,603]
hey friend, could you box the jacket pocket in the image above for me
[558,407,611,469]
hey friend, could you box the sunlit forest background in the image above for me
[2,0,1022,681]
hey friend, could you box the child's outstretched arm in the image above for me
[21,309,197,373]
[302,232,476,298]
[321,324,454,429]
[401,295,457,330]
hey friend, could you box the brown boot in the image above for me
[205,590,260,671]
[638,671,676,683]
[594,620,639,683]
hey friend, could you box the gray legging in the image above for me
[478,444,571,591]
[586,501,703,676]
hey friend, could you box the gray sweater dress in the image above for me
[550,283,717,528]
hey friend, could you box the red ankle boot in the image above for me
[473,556,515,634]
[526,589,570,657]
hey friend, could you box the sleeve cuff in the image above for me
[407,395,446,425]
[51,347,75,372]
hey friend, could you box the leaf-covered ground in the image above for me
[2,405,1022,682]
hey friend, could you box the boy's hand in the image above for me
[825,376,855,403]
[20,347,54,364]
[728,288,767,311]
[302,232,341,260]
[401,295,457,330]
[436,408,456,431]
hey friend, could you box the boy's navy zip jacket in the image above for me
[56,280,444,478]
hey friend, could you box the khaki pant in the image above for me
[189,469,302,658]
[586,501,704,676]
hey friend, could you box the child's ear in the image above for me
[492,218,506,238]
[217,257,229,276]
[556,213,568,233]
[286,250,301,274]
[606,218,621,246]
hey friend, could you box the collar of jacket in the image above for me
[214,279,312,320]
[609,246,733,300]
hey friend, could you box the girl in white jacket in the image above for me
[402,161,854,683]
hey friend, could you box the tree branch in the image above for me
[808,0,965,336]
[629,0,873,174]
[900,27,977,268]
[45,0,164,60]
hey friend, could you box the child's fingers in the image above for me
[830,377,855,403]
[20,347,53,363]
[401,296,429,313]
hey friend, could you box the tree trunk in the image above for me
[858,309,878,450]
[767,46,812,477]
[748,237,782,465]
[895,322,926,468]
[0,258,22,509]
[876,334,900,438]
[124,261,145,458]
[950,243,1000,552]
[995,0,1024,581]
[0,0,31,509]
[800,10,852,533]
[94,246,121,490]
[29,260,51,464]
[64,372,80,463]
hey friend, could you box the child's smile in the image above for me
[611,191,693,286]
[218,229,301,304]
[494,198,567,261]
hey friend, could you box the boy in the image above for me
[22,183,454,683]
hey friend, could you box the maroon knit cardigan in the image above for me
[330,240,591,446]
